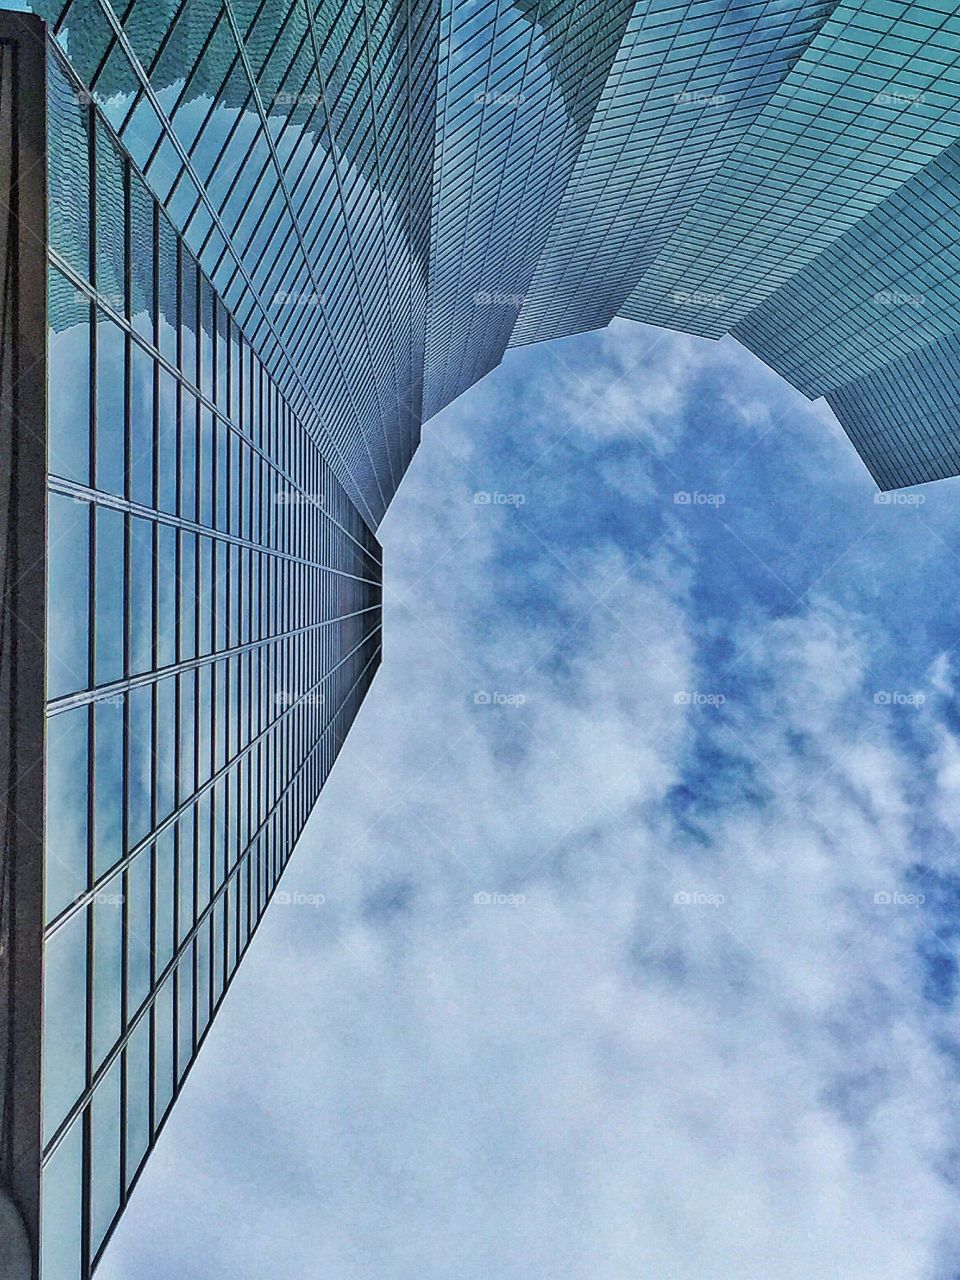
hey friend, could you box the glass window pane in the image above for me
[95,123,125,309]
[155,826,175,973]
[153,973,175,1125]
[42,907,87,1143]
[177,674,196,806]
[122,95,163,177]
[129,174,155,341]
[95,315,125,497]
[90,1058,121,1258]
[94,505,125,686]
[94,695,124,879]
[195,917,211,1038]
[178,530,197,662]
[126,850,152,1016]
[129,343,155,508]
[128,516,154,676]
[45,706,89,922]
[157,212,178,365]
[199,408,214,528]
[124,1015,151,1190]
[197,663,212,784]
[176,950,194,1079]
[176,809,195,943]
[92,874,123,1069]
[48,57,90,280]
[198,535,213,657]
[157,368,178,514]
[127,683,154,849]
[48,269,91,484]
[155,673,177,819]
[40,1114,83,1280]
[180,251,197,381]
[47,493,90,700]
[157,523,178,669]
[179,390,198,522]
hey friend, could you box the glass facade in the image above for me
[40,44,382,1279]
[825,333,960,489]
[5,2,960,1278]
[34,0,439,527]
[511,0,960,490]
[616,0,960,338]
[422,0,633,416]
[27,0,960,515]
[509,0,837,346]
[733,132,960,401]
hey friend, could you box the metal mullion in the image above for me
[168,811,180,1132]
[211,299,220,534]
[205,790,215,1032]
[150,196,160,510]
[170,670,183,942]
[206,760,216,1016]
[222,769,231,988]
[190,238,202,398]
[228,312,237,450]
[118,361,134,1223]
[232,803,242,978]
[122,152,132,502]
[173,234,182,525]
[81,82,98,1280]
[81,895,94,1280]
[146,829,160,1152]
[191,668,201,1064]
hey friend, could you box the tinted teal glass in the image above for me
[41,42,383,1280]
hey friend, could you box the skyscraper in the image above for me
[3,2,960,1276]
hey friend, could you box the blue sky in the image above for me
[98,320,960,1279]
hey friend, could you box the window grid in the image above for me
[42,44,382,1280]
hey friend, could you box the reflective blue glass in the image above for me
[31,5,960,1277]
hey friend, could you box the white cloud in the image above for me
[97,329,960,1280]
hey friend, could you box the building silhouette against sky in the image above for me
[2,1,960,1276]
